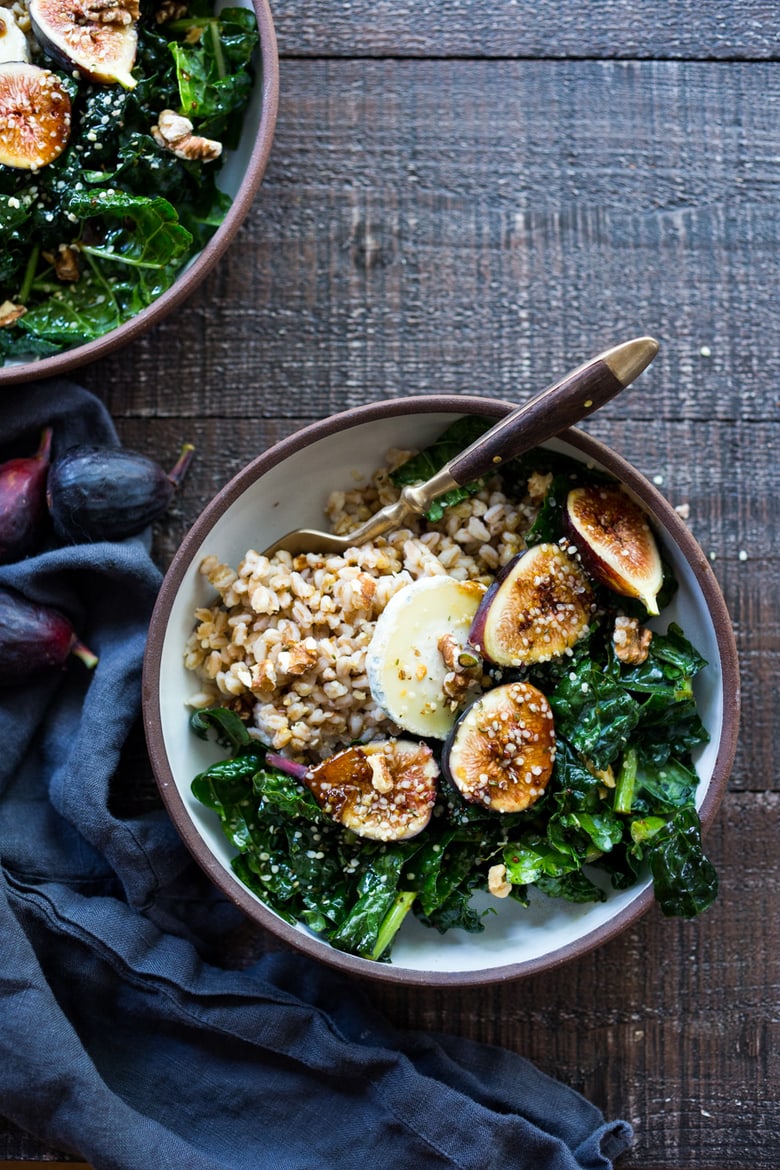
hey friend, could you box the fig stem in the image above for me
[36,426,53,463]
[614,746,638,815]
[371,890,416,960]
[71,638,99,671]
[167,442,196,489]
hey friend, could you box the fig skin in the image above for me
[0,62,71,169]
[46,442,195,543]
[468,542,593,667]
[0,586,98,684]
[565,485,664,616]
[0,427,53,564]
[29,0,139,89]
[303,739,439,842]
[442,681,556,813]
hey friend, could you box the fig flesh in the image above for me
[0,585,97,684]
[303,738,439,842]
[46,441,195,543]
[0,62,71,170]
[0,427,53,564]
[442,681,555,813]
[565,485,663,616]
[468,542,593,667]
[29,0,138,89]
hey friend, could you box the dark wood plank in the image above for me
[7,41,779,1170]
[271,1,779,61]
[76,60,780,423]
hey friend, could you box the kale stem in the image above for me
[80,245,166,271]
[18,244,41,303]
[209,19,227,80]
[371,891,416,961]
[168,13,225,76]
[614,746,638,815]
[83,250,121,319]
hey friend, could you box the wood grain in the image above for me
[79,60,780,423]
[270,1,780,61]
[5,12,780,1170]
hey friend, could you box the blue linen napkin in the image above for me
[0,381,634,1170]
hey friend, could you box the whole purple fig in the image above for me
[0,427,53,564]
[46,442,195,543]
[0,586,98,685]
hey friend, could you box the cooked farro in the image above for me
[184,453,536,761]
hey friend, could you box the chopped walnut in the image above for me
[582,758,616,788]
[367,753,394,794]
[250,660,277,693]
[438,632,482,702]
[276,641,319,677]
[613,614,653,665]
[488,863,512,899]
[346,572,376,612]
[527,470,553,505]
[437,633,461,672]
[151,110,222,163]
[155,0,188,22]
[0,300,26,328]
[83,0,140,26]
[42,244,80,283]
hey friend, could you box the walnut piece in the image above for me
[42,244,81,283]
[0,300,26,328]
[367,753,394,794]
[488,863,512,899]
[276,641,319,677]
[155,0,188,22]
[83,0,140,26]
[438,632,482,703]
[151,110,222,163]
[527,470,553,505]
[613,613,653,665]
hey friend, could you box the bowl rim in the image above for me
[0,0,279,386]
[142,394,741,986]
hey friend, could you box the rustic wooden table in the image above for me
[3,1,778,1167]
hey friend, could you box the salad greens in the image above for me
[190,428,716,963]
[0,0,258,361]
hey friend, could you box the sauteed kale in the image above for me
[189,431,716,962]
[0,0,257,361]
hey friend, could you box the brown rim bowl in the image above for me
[0,0,279,386]
[142,396,740,986]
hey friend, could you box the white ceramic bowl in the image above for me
[0,0,278,385]
[142,397,740,986]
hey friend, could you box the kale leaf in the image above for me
[389,416,492,520]
[0,0,258,362]
[186,422,720,959]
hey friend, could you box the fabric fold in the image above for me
[0,382,633,1170]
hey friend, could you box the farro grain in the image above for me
[184,456,536,761]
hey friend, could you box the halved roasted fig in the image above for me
[0,62,71,169]
[366,575,486,739]
[0,8,31,63]
[29,0,138,89]
[565,485,663,616]
[442,681,555,813]
[303,739,439,842]
[468,542,593,666]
